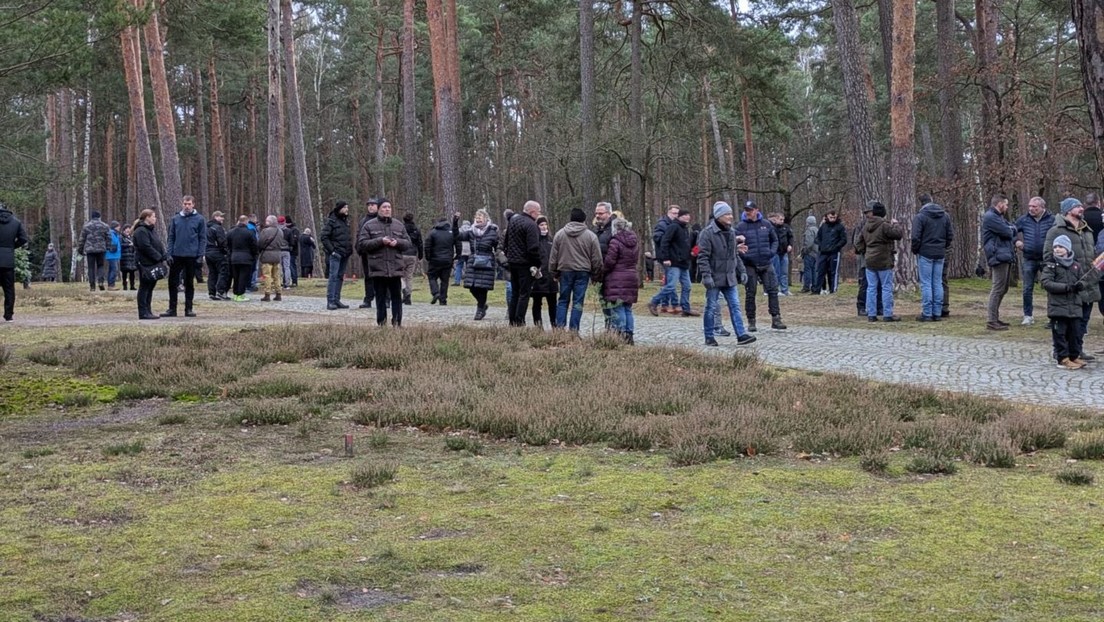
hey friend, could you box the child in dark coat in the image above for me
[1041,235,1094,369]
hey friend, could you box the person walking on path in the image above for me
[549,208,603,331]
[1041,235,1093,369]
[768,212,793,296]
[698,201,756,347]
[1045,197,1101,361]
[799,214,818,293]
[854,201,903,322]
[78,210,111,291]
[911,193,954,322]
[425,216,456,305]
[1014,197,1055,326]
[454,210,500,321]
[41,242,59,282]
[358,199,412,326]
[601,218,641,344]
[0,202,28,321]
[813,210,846,294]
[504,200,543,327]
[205,211,230,300]
[226,215,258,301]
[356,198,380,309]
[163,196,206,317]
[651,204,679,311]
[648,208,696,317]
[982,194,1017,330]
[321,200,354,310]
[736,200,786,331]
[105,221,122,289]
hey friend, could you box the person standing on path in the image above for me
[277,216,292,290]
[648,208,696,317]
[1014,197,1054,326]
[226,215,258,302]
[854,201,903,322]
[549,208,602,331]
[503,200,543,327]
[853,209,883,317]
[205,211,230,301]
[652,204,679,311]
[257,215,287,302]
[401,212,423,305]
[321,200,354,310]
[298,228,316,279]
[601,218,641,344]
[813,210,846,294]
[357,198,380,309]
[0,202,28,321]
[981,194,1017,331]
[453,219,471,286]
[799,214,818,293]
[131,209,165,320]
[530,216,557,327]
[78,210,111,291]
[1041,235,1091,369]
[424,216,455,306]
[768,212,793,296]
[163,196,206,317]
[911,193,954,322]
[358,199,412,327]
[698,202,755,347]
[119,226,137,291]
[1045,197,1101,361]
[105,221,122,290]
[736,200,786,331]
[454,210,500,321]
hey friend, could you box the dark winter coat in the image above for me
[41,249,59,279]
[594,218,616,256]
[736,213,779,267]
[358,216,413,278]
[773,221,794,257]
[402,221,424,259]
[258,225,288,264]
[1015,211,1056,261]
[321,207,353,258]
[1044,216,1101,303]
[981,208,1016,266]
[504,212,542,268]
[652,215,672,250]
[132,222,166,268]
[910,203,954,259]
[105,230,121,260]
[815,219,847,255]
[78,217,111,255]
[355,213,377,257]
[120,235,137,272]
[283,224,300,257]
[802,220,819,258]
[1041,257,1091,318]
[167,210,207,258]
[697,221,748,289]
[854,216,904,271]
[1084,205,1103,245]
[531,232,555,294]
[0,207,28,269]
[455,219,499,291]
[549,222,603,279]
[299,235,316,268]
[657,220,692,269]
[226,223,259,266]
[602,229,640,305]
[424,221,456,268]
[206,219,228,258]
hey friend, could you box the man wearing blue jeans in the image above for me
[698,201,756,346]
[911,193,953,321]
[321,201,353,310]
[651,205,680,311]
[854,201,902,322]
[549,208,603,330]
[1014,196,1054,326]
[768,212,793,295]
[648,208,697,316]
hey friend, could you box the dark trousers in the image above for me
[856,267,883,315]
[167,256,197,312]
[507,265,536,326]
[427,264,451,303]
[471,287,489,308]
[86,252,106,288]
[232,263,252,296]
[301,264,313,279]
[942,267,951,316]
[0,267,14,320]
[290,257,298,286]
[745,262,780,321]
[1051,316,1083,361]
[815,251,840,293]
[373,277,403,326]
[121,270,136,290]
[206,254,229,296]
[361,254,376,305]
[531,291,557,325]
[137,275,157,318]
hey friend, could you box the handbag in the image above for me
[140,262,168,281]
[471,253,494,269]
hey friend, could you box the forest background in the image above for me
[5,0,1104,284]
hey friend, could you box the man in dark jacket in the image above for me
[768,212,793,295]
[321,200,353,310]
[853,208,883,317]
[357,199,412,326]
[593,202,616,257]
[225,215,258,301]
[78,210,112,291]
[1085,192,1104,322]
[854,201,903,322]
[424,217,455,305]
[981,193,1016,330]
[814,210,847,294]
[648,208,695,317]
[652,205,679,311]
[0,202,29,321]
[698,202,755,347]
[164,196,206,317]
[356,198,380,308]
[401,212,423,305]
[503,200,543,326]
[205,211,230,300]
[283,216,300,287]
[736,201,786,331]
[911,194,954,321]
[1046,198,1102,359]
[1014,197,1055,326]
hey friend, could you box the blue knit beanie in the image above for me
[1060,197,1082,216]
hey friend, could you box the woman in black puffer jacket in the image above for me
[131,209,166,320]
[119,225,138,290]
[529,216,557,327]
[454,209,499,320]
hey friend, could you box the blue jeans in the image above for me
[1021,258,1041,317]
[609,302,635,335]
[865,268,895,317]
[107,259,120,287]
[453,258,466,285]
[802,255,816,291]
[651,265,690,312]
[556,270,590,330]
[326,253,348,305]
[917,256,944,318]
[771,254,790,293]
[704,286,747,340]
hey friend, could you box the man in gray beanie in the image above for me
[1046,196,1101,360]
[698,201,756,346]
[800,213,818,292]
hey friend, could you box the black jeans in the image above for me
[231,263,252,296]
[167,256,197,312]
[507,265,536,326]
[86,252,106,288]
[745,262,780,321]
[815,251,839,293]
[1051,316,1083,361]
[206,254,229,296]
[122,270,136,290]
[0,267,14,320]
[427,264,451,303]
[373,277,403,326]
[361,254,376,305]
[471,287,489,308]
[531,291,557,325]
[137,275,157,318]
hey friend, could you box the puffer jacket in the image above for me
[736,213,778,267]
[773,221,793,257]
[854,216,904,271]
[594,218,616,256]
[549,222,603,278]
[697,221,747,288]
[455,218,499,290]
[132,222,165,268]
[226,223,259,265]
[910,202,954,259]
[0,207,29,269]
[105,230,121,260]
[402,220,423,259]
[531,232,555,294]
[258,225,288,264]
[816,219,847,255]
[981,208,1016,266]
[321,207,353,257]
[206,219,228,258]
[424,221,456,268]
[284,224,300,257]
[602,229,640,305]
[1044,216,1101,303]
[41,249,59,278]
[504,212,542,268]
[652,215,672,249]
[1015,211,1056,261]
[120,235,137,271]
[1041,257,1091,318]
[358,216,413,278]
[78,218,111,255]
[657,221,692,269]
[167,210,207,258]
[299,235,316,268]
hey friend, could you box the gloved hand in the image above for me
[975,266,986,277]
[530,266,542,279]
[164,255,174,267]
[702,275,715,289]
[1072,281,1085,292]
[739,272,748,285]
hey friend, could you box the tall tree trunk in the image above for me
[579,0,596,209]
[81,90,92,223]
[877,0,894,88]
[975,0,1003,195]
[59,89,77,280]
[209,58,230,214]
[740,95,755,196]
[426,0,462,219]
[373,4,388,198]
[120,19,163,232]
[105,114,116,220]
[126,115,136,220]
[193,68,211,212]
[890,0,918,287]
[402,0,419,213]
[280,0,317,235]
[267,0,285,215]
[629,0,646,223]
[936,0,972,277]
[1073,0,1104,188]
[351,94,373,199]
[704,77,731,206]
[831,0,884,207]
[142,1,183,216]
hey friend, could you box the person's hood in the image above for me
[920,202,946,218]
[178,209,199,218]
[806,215,816,225]
[615,229,638,249]
[740,211,762,223]
[329,206,348,219]
[207,219,222,227]
[562,221,590,237]
[433,221,451,232]
[0,208,11,225]
[863,215,885,234]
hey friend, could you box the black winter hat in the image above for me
[872,203,887,218]
[570,208,587,223]
[403,212,415,223]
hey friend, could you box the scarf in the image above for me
[472,221,491,237]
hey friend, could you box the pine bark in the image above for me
[280,0,317,235]
[193,68,210,213]
[629,0,645,222]
[704,77,731,206]
[208,58,230,214]
[975,0,1003,195]
[426,0,462,219]
[267,0,285,215]
[1073,0,1104,188]
[579,0,596,209]
[373,6,388,198]
[105,115,117,220]
[119,18,164,231]
[890,0,918,287]
[142,1,184,216]
[402,0,419,213]
[831,0,884,206]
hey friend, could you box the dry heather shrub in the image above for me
[970,427,1017,468]
[1068,430,1104,460]
[1001,411,1067,452]
[226,377,311,399]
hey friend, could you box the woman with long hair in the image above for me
[131,209,165,320]
[453,209,499,320]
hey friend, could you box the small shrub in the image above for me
[0,345,11,367]
[157,414,188,426]
[906,453,958,475]
[230,400,304,426]
[22,447,55,459]
[1068,431,1104,460]
[226,378,311,399]
[1055,466,1095,486]
[26,349,60,366]
[116,384,165,400]
[349,461,397,489]
[1004,413,1067,452]
[860,450,890,474]
[669,442,712,467]
[59,393,94,408]
[590,332,625,350]
[444,436,483,455]
[970,430,1016,468]
[727,351,759,371]
[103,441,144,457]
[367,431,390,449]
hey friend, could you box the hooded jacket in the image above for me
[42,248,60,278]
[321,206,353,257]
[167,209,207,258]
[549,221,603,278]
[105,230,121,260]
[120,234,137,271]
[802,216,818,258]
[816,218,847,255]
[854,215,903,270]
[424,221,456,268]
[226,223,259,265]
[697,220,748,288]
[773,221,794,257]
[910,203,954,259]
[78,217,111,255]
[0,207,29,269]
[206,219,228,258]
[1041,253,1091,319]
[299,234,316,267]
[1014,211,1056,261]
[735,212,779,267]
[1044,216,1100,303]
[402,219,423,259]
[602,229,640,304]
[358,216,413,278]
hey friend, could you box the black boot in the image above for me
[625,332,634,346]
[474,306,487,321]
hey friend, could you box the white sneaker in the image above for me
[1021,316,1034,326]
